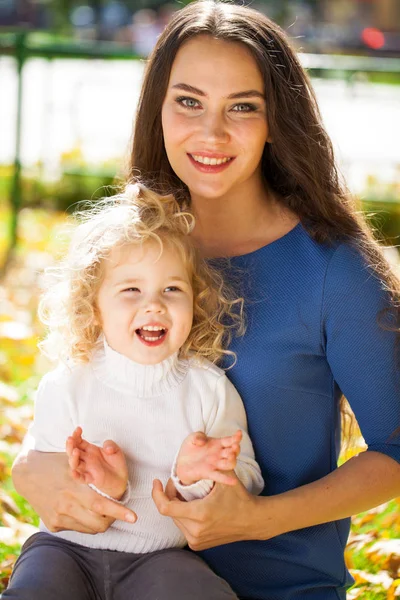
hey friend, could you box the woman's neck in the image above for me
[190,183,299,258]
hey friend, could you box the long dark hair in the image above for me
[130,0,399,443]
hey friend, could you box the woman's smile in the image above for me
[188,152,236,173]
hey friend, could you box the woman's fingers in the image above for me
[152,479,196,520]
[88,493,137,523]
[165,477,180,500]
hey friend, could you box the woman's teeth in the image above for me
[191,155,232,165]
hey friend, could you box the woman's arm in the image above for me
[12,439,136,533]
[152,449,400,550]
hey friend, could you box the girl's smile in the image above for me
[135,323,168,346]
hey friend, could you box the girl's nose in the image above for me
[143,296,166,314]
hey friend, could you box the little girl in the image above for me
[5,183,263,600]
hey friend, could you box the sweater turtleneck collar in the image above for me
[91,337,189,398]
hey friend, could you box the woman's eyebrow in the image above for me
[171,83,265,100]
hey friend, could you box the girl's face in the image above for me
[96,241,194,365]
[161,35,269,202]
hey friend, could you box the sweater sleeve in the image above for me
[29,371,75,452]
[208,374,264,493]
[322,244,400,463]
[172,373,264,500]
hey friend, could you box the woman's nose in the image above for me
[201,112,229,144]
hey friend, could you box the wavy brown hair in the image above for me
[129,0,399,447]
[39,183,244,366]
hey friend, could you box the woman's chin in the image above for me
[188,183,234,202]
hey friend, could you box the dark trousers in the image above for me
[4,532,239,600]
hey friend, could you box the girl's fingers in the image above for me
[219,430,242,448]
[66,436,74,457]
[71,426,83,443]
[103,440,120,455]
[219,447,239,460]
[72,448,82,470]
[70,469,85,482]
[216,457,237,470]
[84,472,94,484]
[192,432,207,446]
[208,471,237,486]
[67,447,80,471]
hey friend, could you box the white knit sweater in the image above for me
[30,340,264,553]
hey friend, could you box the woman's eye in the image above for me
[232,103,256,113]
[176,96,201,110]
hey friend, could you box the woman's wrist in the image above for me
[246,494,287,541]
[246,452,400,543]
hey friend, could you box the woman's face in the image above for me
[161,35,270,202]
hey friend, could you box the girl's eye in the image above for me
[232,103,257,113]
[176,96,201,110]
[164,286,181,292]
[123,288,140,293]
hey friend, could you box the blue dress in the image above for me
[200,222,400,599]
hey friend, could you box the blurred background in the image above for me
[0,1,399,598]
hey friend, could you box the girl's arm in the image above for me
[152,450,400,550]
[13,370,136,532]
[171,374,264,501]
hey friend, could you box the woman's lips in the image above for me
[188,153,235,173]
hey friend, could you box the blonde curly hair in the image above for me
[39,183,244,366]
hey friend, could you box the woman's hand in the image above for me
[152,474,264,551]
[154,452,400,552]
[12,450,136,533]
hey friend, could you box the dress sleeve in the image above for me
[29,371,76,452]
[322,244,400,463]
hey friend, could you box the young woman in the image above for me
[12,2,400,599]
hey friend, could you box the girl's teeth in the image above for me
[191,155,231,165]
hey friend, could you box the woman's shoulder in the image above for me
[324,241,383,288]
[322,241,391,316]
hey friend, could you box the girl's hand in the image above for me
[152,474,262,551]
[66,427,128,500]
[176,430,242,486]
[12,450,136,533]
